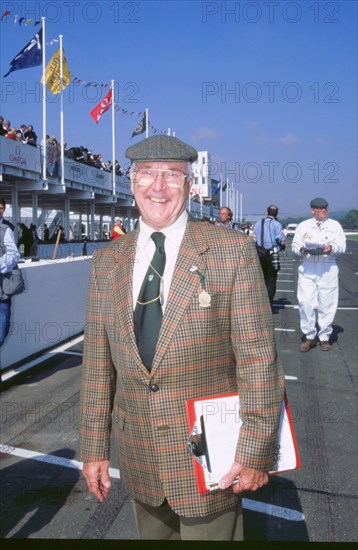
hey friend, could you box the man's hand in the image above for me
[322,244,332,254]
[83,460,111,502]
[218,462,269,494]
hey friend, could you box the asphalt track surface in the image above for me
[0,239,357,545]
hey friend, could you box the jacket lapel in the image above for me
[107,229,148,373]
[152,218,209,372]
[108,218,210,375]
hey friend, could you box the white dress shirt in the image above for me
[0,220,21,273]
[132,211,188,313]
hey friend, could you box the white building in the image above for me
[190,151,212,200]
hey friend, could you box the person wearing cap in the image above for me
[292,198,346,352]
[79,134,284,540]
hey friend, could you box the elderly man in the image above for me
[0,198,21,347]
[79,135,284,541]
[217,206,234,228]
[292,197,346,351]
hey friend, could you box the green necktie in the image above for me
[134,232,166,370]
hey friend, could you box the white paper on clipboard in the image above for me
[187,393,300,493]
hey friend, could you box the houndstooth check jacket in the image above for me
[79,216,285,517]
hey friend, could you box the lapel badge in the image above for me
[191,268,211,308]
[198,290,211,307]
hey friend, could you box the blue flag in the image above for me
[3,28,43,77]
[131,115,147,139]
[213,180,221,194]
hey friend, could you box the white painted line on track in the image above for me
[274,305,299,309]
[276,280,293,282]
[1,335,84,382]
[274,305,357,311]
[0,444,120,479]
[276,290,295,293]
[48,335,84,354]
[285,375,298,380]
[242,498,305,521]
[55,351,83,357]
[275,328,296,332]
[0,444,304,521]
[2,353,58,381]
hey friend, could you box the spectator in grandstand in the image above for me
[93,153,106,170]
[3,120,11,135]
[24,125,37,147]
[115,160,123,176]
[18,124,27,140]
[0,116,6,136]
[6,128,17,140]
[103,160,112,172]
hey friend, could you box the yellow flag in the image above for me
[42,47,71,94]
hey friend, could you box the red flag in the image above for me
[90,89,112,123]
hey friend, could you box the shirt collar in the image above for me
[138,210,188,242]
[311,217,328,226]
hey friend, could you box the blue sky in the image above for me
[1,0,357,216]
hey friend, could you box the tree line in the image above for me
[280,209,358,230]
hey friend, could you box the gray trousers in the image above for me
[133,498,243,541]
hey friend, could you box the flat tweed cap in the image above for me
[310,197,328,208]
[125,135,198,163]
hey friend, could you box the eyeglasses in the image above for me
[133,168,188,189]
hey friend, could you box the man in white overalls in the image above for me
[292,197,346,352]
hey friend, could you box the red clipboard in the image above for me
[185,391,300,494]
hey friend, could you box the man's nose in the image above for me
[151,171,167,190]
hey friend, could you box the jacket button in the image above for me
[149,382,159,392]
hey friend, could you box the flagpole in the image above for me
[59,35,65,188]
[219,172,223,208]
[235,186,238,223]
[232,183,235,216]
[111,80,116,196]
[42,17,47,181]
[145,108,148,138]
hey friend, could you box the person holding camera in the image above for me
[253,205,286,311]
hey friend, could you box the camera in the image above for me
[270,246,280,270]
